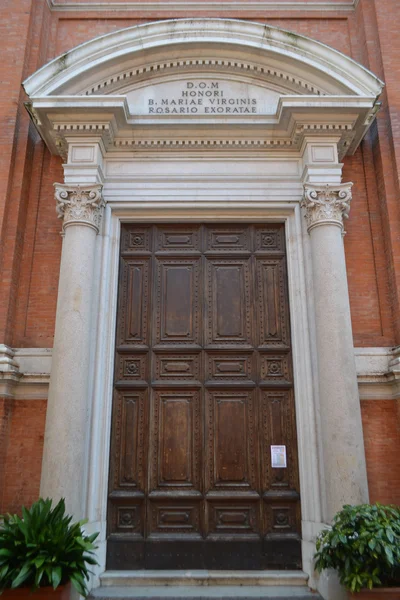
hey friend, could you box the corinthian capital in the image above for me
[54,184,104,233]
[301,183,352,233]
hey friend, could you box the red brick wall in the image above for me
[361,400,400,505]
[0,0,52,347]
[0,399,47,514]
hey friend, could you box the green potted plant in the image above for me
[314,503,400,598]
[0,498,98,598]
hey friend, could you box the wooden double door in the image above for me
[107,223,301,570]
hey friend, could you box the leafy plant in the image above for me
[314,503,400,593]
[0,498,98,596]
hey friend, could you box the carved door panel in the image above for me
[107,224,301,570]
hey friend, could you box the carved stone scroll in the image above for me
[301,183,352,232]
[54,184,104,233]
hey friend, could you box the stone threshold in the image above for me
[89,585,319,599]
[99,571,309,587]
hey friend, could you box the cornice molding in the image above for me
[47,0,357,13]
[0,345,20,374]
[82,58,326,97]
[114,138,294,149]
[26,95,377,159]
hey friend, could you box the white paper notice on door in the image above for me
[271,445,287,468]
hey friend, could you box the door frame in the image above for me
[107,221,302,570]
[84,193,323,585]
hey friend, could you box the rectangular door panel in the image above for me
[261,390,299,493]
[256,258,289,349]
[207,500,260,535]
[148,500,202,536]
[206,352,254,382]
[150,390,201,492]
[117,259,150,347]
[155,259,201,346]
[206,259,252,346]
[109,390,148,491]
[154,352,201,382]
[205,226,251,253]
[156,225,201,253]
[206,390,258,492]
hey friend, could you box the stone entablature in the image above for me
[26,95,379,161]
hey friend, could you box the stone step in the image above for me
[89,571,322,600]
[89,585,321,599]
[99,570,309,588]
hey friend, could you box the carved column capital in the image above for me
[54,184,104,233]
[301,183,353,233]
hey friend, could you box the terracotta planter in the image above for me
[1,583,71,599]
[349,589,400,599]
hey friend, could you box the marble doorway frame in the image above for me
[84,194,322,585]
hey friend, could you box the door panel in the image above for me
[206,259,252,345]
[155,353,201,381]
[118,259,150,346]
[256,258,290,348]
[149,500,202,536]
[107,223,301,570]
[206,390,258,491]
[155,259,201,345]
[151,390,201,491]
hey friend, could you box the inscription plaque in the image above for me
[127,79,280,116]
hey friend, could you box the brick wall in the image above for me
[0,399,46,514]
[361,400,400,505]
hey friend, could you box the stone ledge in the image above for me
[89,585,318,599]
[100,571,308,588]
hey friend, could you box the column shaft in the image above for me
[303,183,369,522]
[40,184,103,519]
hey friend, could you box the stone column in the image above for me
[40,184,104,519]
[302,183,369,522]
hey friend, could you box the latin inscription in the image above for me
[148,80,258,115]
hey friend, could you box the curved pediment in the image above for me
[23,19,384,158]
[24,19,383,98]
